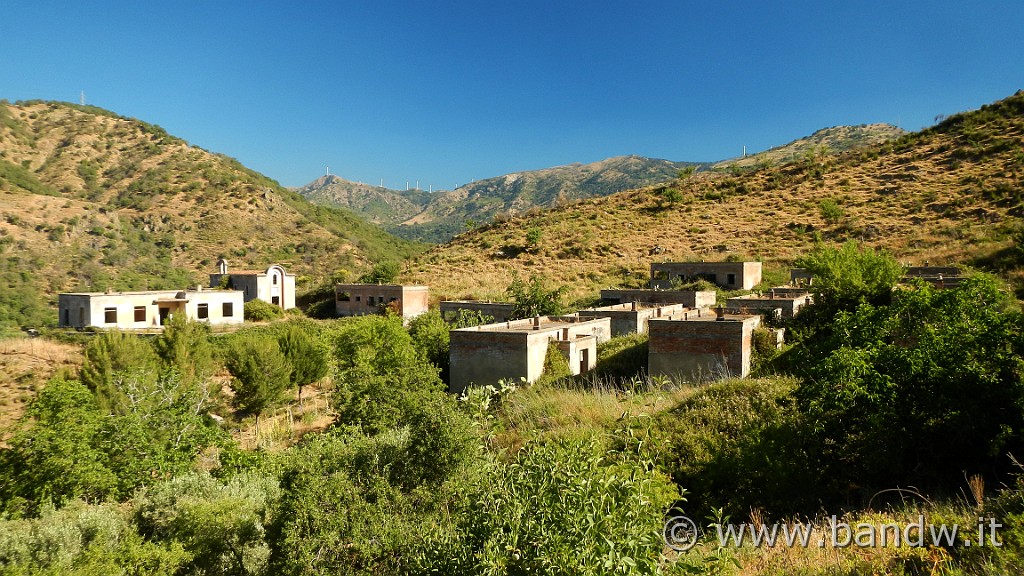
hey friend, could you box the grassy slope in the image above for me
[0,100,422,328]
[406,90,1024,303]
[713,123,907,170]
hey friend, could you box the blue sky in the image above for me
[2,1,1021,189]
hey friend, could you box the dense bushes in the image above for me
[646,378,814,516]
[428,436,680,575]
[796,276,1024,495]
[243,299,284,322]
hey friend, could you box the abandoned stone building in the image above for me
[439,300,515,324]
[648,308,761,381]
[725,289,812,319]
[794,265,965,290]
[599,288,717,309]
[789,268,814,286]
[209,259,296,309]
[577,302,698,337]
[58,287,244,330]
[902,266,964,289]
[448,315,611,393]
[335,284,429,322]
[650,261,762,290]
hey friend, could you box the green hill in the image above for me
[0,100,423,330]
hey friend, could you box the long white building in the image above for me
[58,287,244,330]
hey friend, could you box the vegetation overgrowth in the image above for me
[2,241,1024,574]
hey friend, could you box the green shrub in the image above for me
[819,198,844,224]
[646,378,812,516]
[358,261,400,284]
[422,436,679,574]
[795,276,1024,499]
[244,299,284,322]
[134,471,280,576]
[593,332,648,381]
[506,272,566,320]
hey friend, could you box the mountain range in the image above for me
[295,124,904,242]
[404,91,1024,303]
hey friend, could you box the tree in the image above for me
[525,227,542,251]
[0,378,118,512]
[152,314,215,386]
[277,324,327,408]
[79,329,159,412]
[332,315,443,433]
[359,261,400,284]
[818,198,844,224]
[796,276,1024,497]
[795,241,903,318]
[408,310,452,379]
[225,336,292,435]
[505,273,566,320]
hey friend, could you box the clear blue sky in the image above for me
[2,1,1021,189]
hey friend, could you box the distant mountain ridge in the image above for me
[294,174,431,225]
[296,156,706,242]
[297,124,905,243]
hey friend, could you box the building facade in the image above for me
[335,284,430,322]
[58,288,244,330]
[648,310,761,381]
[209,259,296,310]
[439,300,516,324]
[449,315,611,393]
[577,301,698,337]
[725,290,812,318]
[650,261,762,291]
[600,288,717,309]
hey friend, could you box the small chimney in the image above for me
[631,301,637,311]
[937,273,944,290]
[533,316,541,328]
[769,289,775,300]
[715,306,725,321]
[105,286,113,294]
[196,285,203,292]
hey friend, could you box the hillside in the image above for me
[406,91,1024,303]
[292,174,432,225]
[298,156,707,242]
[713,123,906,170]
[0,100,422,329]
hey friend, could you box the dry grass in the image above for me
[674,506,988,575]
[0,100,374,302]
[492,378,699,452]
[226,378,336,451]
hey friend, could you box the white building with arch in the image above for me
[209,259,296,310]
